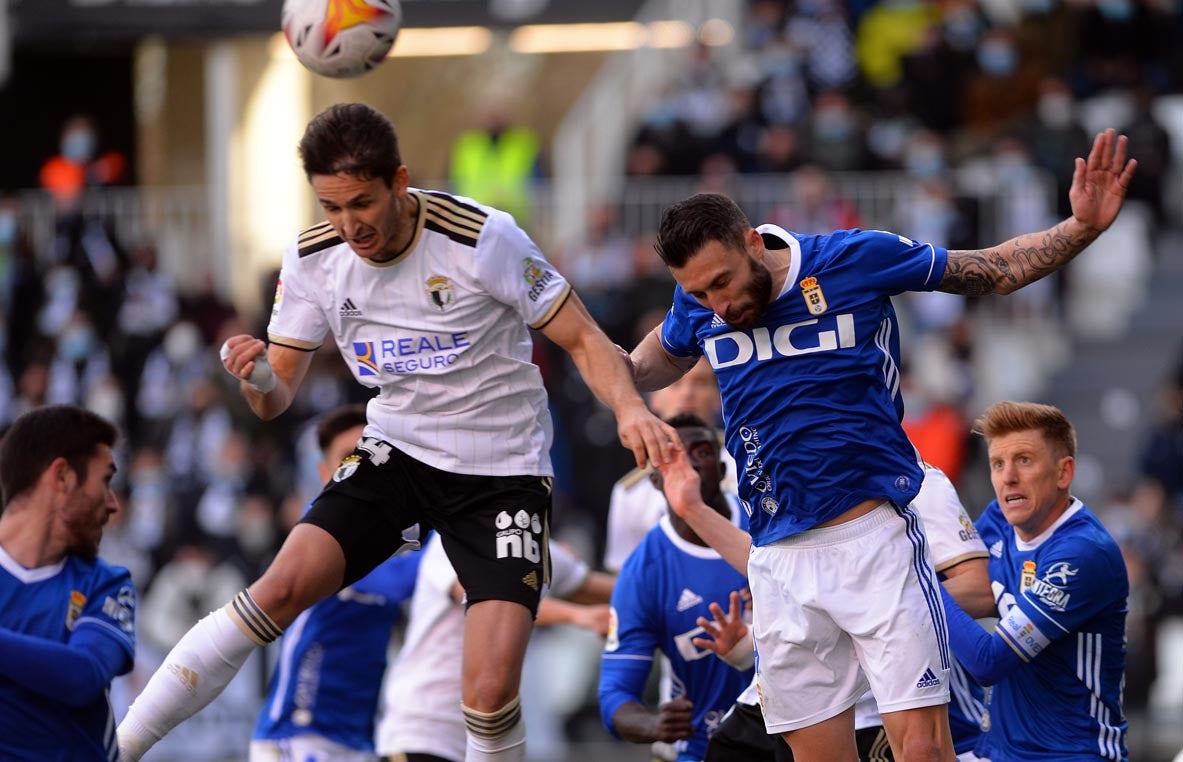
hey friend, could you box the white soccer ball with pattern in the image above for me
[282,0,401,79]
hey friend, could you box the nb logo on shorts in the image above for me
[915,667,942,689]
[495,509,542,562]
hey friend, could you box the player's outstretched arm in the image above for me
[220,335,314,420]
[691,590,755,670]
[540,292,681,468]
[657,452,752,576]
[939,129,1137,297]
[628,325,698,393]
[940,558,995,619]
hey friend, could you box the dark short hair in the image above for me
[315,404,369,455]
[972,401,1077,459]
[655,193,751,268]
[665,412,718,451]
[298,103,401,187]
[0,405,118,507]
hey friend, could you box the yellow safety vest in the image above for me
[449,128,539,224]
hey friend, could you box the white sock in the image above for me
[463,696,526,761]
[118,592,281,761]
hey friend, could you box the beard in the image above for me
[724,257,773,330]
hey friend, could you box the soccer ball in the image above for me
[282,0,402,79]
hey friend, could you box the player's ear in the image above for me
[47,457,78,493]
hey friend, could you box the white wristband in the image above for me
[720,630,755,670]
[220,340,276,393]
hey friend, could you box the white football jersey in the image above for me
[268,189,571,477]
[375,534,589,761]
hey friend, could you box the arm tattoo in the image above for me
[938,220,1098,297]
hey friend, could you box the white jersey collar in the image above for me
[0,543,67,583]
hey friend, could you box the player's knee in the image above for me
[463,696,523,748]
[893,737,944,762]
[462,672,518,714]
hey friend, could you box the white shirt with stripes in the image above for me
[268,189,571,477]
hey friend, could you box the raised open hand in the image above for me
[1069,128,1138,235]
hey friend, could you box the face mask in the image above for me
[976,41,1017,77]
[906,146,944,177]
[61,129,96,163]
[1038,94,1073,129]
[59,325,96,362]
[1097,0,1134,21]
[0,213,16,246]
[814,109,853,141]
[943,12,979,51]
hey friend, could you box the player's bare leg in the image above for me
[779,706,859,762]
[460,600,534,761]
[879,703,956,762]
[118,525,346,760]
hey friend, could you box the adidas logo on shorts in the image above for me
[915,667,942,689]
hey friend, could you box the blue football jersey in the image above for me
[975,499,1128,761]
[660,225,947,545]
[600,500,752,761]
[253,547,423,751]
[0,548,136,761]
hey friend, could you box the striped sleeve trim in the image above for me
[423,192,487,248]
[529,284,572,330]
[298,222,342,258]
[225,591,283,645]
[267,334,321,351]
[933,550,990,574]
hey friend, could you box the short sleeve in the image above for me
[659,299,703,360]
[547,542,590,600]
[74,565,136,669]
[267,239,330,351]
[997,539,1123,661]
[914,466,988,571]
[475,213,572,330]
[832,229,947,295]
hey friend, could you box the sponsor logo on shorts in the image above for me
[495,510,542,562]
[915,667,942,689]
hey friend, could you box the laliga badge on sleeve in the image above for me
[800,276,828,315]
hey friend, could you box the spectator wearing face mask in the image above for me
[38,115,127,210]
[1018,77,1093,220]
[961,26,1044,141]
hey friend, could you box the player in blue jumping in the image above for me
[627,129,1135,762]
[599,413,752,762]
[251,404,423,762]
[0,405,135,762]
[940,401,1128,761]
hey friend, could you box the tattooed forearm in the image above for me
[938,219,1099,297]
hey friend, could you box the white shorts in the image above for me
[249,736,378,762]
[749,502,951,733]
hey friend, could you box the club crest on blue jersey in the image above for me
[1020,560,1037,592]
[425,274,454,311]
[800,276,828,315]
[334,454,362,482]
[66,590,86,630]
[354,341,378,376]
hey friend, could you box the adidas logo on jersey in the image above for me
[339,298,363,317]
[915,668,941,689]
[990,540,1003,558]
[710,314,726,328]
[676,588,704,612]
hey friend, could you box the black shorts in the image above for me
[705,701,892,762]
[300,437,552,614]
[705,701,794,762]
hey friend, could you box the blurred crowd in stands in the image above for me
[2,0,1183,755]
